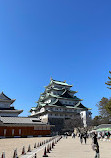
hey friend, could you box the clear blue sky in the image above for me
[0,0,111,118]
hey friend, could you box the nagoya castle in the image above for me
[30,78,91,132]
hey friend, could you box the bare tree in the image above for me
[63,114,83,132]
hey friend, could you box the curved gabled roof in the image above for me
[45,78,73,88]
[74,102,88,110]
[49,99,63,106]
[0,92,16,104]
[60,90,73,98]
[52,79,73,87]
[41,93,82,101]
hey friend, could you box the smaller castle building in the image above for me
[0,92,51,138]
[0,92,23,117]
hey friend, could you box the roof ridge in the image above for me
[0,92,11,100]
[52,79,66,83]
[0,92,16,103]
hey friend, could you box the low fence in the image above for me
[0,135,62,158]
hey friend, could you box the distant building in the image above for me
[80,111,92,127]
[0,92,51,138]
[30,78,92,131]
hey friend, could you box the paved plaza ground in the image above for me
[0,137,49,158]
[37,137,111,158]
[0,136,111,158]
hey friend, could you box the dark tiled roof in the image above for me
[60,90,73,98]
[0,92,16,104]
[0,117,46,125]
[75,103,88,109]
[0,92,11,100]
[51,99,63,106]
[0,107,15,110]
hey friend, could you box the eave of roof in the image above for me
[30,107,37,111]
[0,110,23,113]
[52,80,73,87]
[44,79,73,88]
[42,94,82,101]
[74,102,88,110]
[0,99,16,104]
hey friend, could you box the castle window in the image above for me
[47,126,50,130]
[12,129,14,135]
[19,129,21,135]
[4,129,6,136]
[39,126,42,130]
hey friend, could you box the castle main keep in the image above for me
[30,79,92,132]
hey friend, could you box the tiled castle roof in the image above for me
[0,117,46,125]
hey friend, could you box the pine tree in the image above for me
[105,99,111,116]
[105,71,111,89]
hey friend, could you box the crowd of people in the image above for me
[78,132,88,144]
[78,131,100,158]
[97,131,111,139]
[63,131,100,158]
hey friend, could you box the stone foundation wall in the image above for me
[48,118,64,133]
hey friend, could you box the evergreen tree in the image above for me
[105,71,111,89]
[96,97,109,117]
[92,116,102,126]
[105,98,111,115]
[92,115,110,126]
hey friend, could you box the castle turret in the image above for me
[0,92,23,117]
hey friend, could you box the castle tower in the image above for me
[30,79,91,131]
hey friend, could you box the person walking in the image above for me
[72,132,74,138]
[79,133,83,144]
[92,132,100,158]
[73,133,75,138]
[83,132,87,144]
[72,132,75,138]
